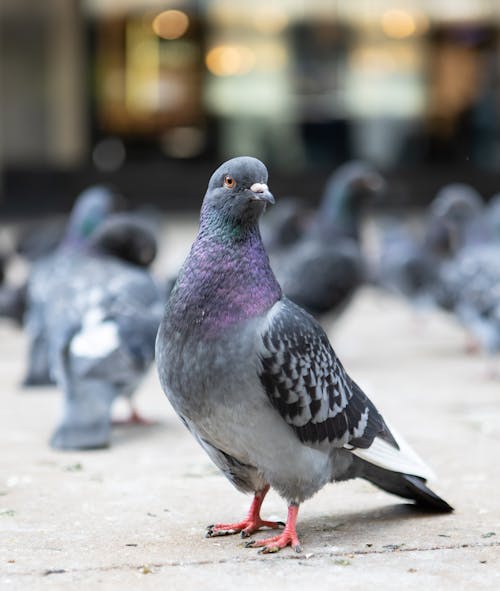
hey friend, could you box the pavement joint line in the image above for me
[5,540,499,577]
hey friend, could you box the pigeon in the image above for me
[270,161,385,318]
[486,193,500,241]
[438,245,500,355]
[373,218,438,307]
[426,183,486,258]
[46,214,163,450]
[156,156,452,555]
[23,185,119,387]
[0,249,26,326]
[0,253,6,285]
[15,217,67,262]
[372,184,482,308]
[375,185,485,315]
[426,185,486,313]
[421,184,500,359]
[86,212,158,268]
[0,283,27,326]
[260,196,310,255]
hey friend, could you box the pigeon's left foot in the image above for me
[206,485,284,538]
[245,504,301,554]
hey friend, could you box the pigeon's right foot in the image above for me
[205,484,284,538]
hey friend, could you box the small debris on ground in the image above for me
[63,463,83,472]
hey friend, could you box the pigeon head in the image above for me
[89,213,157,268]
[201,157,275,232]
[318,161,385,240]
[65,185,122,244]
[427,184,484,255]
[429,184,483,224]
[321,161,385,211]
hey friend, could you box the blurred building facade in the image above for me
[1,0,499,216]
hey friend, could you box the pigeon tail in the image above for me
[357,460,453,512]
[350,418,453,512]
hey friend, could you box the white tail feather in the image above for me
[350,420,436,481]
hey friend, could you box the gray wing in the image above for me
[259,298,397,449]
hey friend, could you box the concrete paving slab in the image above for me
[1,217,499,589]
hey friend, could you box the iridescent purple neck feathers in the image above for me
[168,214,282,338]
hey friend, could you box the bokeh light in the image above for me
[381,9,417,39]
[205,45,256,76]
[152,10,189,40]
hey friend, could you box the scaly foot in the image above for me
[205,485,283,538]
[206,517,284,538]
[245,503,301,554]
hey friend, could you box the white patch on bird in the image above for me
[350,419,436,481]
[70,309,120,358]
[352,407,369,438]
[82,307,105,326]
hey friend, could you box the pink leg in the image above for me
[112,403,156,426]
[464,333,481,355]
[245,503,302,553]
[206,485,284,538]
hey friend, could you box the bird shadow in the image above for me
[298,502,447,547]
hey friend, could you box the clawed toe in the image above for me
[206,528,237,538]
[206,523,244,537]
[206,517,284,539]
[245,535,302,554]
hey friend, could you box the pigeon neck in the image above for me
[61,231,91,252]
[318,187,360,241]
[169,212,282,337]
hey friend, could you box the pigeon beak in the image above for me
[249,183,275,205]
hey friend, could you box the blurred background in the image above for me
[1,0,500,217]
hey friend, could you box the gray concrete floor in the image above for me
[1,217,499,589]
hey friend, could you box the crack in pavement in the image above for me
[4,540,499,577]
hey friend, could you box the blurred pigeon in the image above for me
[370,184,481,308]
[425,185,500,355]
[374,217,438,307]
[0,253,6,285]
[86,212,158,268]
[427,183,486,257]
[438,245,500,356]
[426,185,486,310]
[156,157,452,555]
[0,283,27,325]
[13,184,124,263]
[260,196,310,255]
[271,161,385,318]
[23,185,118,387]
[486,193,500,241]
[47,214,163,450]
[376,184,485,314]
[0,250,26,325]
[315,161,385,241]
[15,217,67,262]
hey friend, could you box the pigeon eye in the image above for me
[223,175,236,189]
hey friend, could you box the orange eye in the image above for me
[223,175,236,189]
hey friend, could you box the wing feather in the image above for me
[259,298,397,449]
